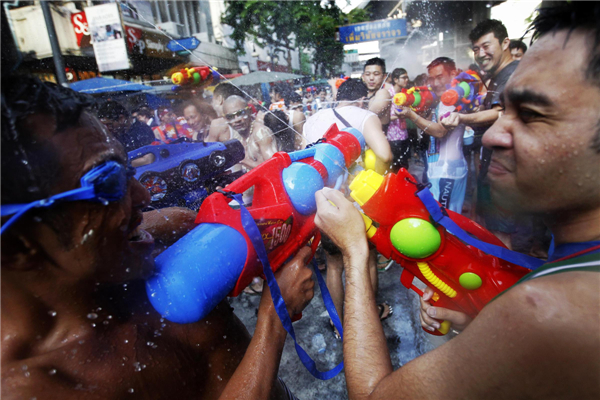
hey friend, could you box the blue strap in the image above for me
[0,186,95,235]
[416,187,544,270]
[234,194,344,380]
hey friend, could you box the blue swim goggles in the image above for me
[0,161,135,235]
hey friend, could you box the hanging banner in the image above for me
[84,3,130,72]
[338,18,407,44]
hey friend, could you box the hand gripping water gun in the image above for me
[440,70,485,112]
[171,66,220,89]
[146,124,365,323]
[393,86,438,114]
[349,169,532,335]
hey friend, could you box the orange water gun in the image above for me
[349,169,532,335]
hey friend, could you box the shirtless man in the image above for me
[1,77,314,400]
[362,58,392,128]
[314,3,600,398]
[207,83,245,143]
[222,95,278,170]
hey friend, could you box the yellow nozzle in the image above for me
[172,72,184,85]
[361,213,377,239]
[393,93,407,107]
[349,169,385,206]
[438,320,451,335]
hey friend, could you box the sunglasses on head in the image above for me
[224,107,251,121]
[0,161,135,235]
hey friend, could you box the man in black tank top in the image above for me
[314,3,600,399]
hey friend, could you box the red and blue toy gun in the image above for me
[171,66,220,90]
[392,86,438,114]
[349,169,533,335]
[146,124,365,323]
[440,70,485,112]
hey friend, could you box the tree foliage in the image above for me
[222,0,369,76]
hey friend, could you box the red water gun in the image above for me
[393,86,438,114]
[349,169,532,335]
[171,66,220,87]
[440,70,486,112]
[146,124,366,323]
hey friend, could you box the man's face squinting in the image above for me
[511,48,524,60]
[472,32,509,74]
[26,112,155,283]
[223,101,252,136]
[362,65,384,91]
[427,64,454,97]
[482,31,600,215]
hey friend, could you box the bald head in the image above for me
[223,95,252,136]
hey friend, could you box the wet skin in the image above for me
[1,113,254,399]
[483,31,600,218]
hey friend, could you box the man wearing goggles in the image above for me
[1,77,312,400]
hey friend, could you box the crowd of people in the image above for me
[1,1,599,399]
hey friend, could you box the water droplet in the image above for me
[21,159,29,165]
[223,335,227,339]
[22,365,28,371]
[48,310,57,317]
[48,369,57,375]
[87,313,98,320]
[125,268,131,273]
[216,375,222,381]
[24,371,31,378]
[124,339,129,343]
[128,388,135,394]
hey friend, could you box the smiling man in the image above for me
[362,57,392,128]
[315,2,600,398]
[0,77,314,400]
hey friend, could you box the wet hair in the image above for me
[284,92,302,107]
[391,68,408,84]
[509,40,527,53]
[469,19,508,44]
[181,99,217,121]
[2,76,94,243]
[427,57,456,75]
[413,73,428,86]
[364,57,386,74]
[97,100,129,120]
[213,82,244,100]
[529,1,600,152]
[336,79,368,101]
[263,110,296,153]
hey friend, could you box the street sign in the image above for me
[167,37,200,52]
[338,19,407,44]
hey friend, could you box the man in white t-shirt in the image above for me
[303,79,394,332]
[397,57,468,214]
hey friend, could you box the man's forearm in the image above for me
[218,303,287,400]
[459,108,501,126]
[343,248,393,399]
[407,110,447,138]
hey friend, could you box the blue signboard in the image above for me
[339,19,407,44]
[167,37,201,52]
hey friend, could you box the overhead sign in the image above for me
[84,3,130,72]
[338,18,407,44]
[167,37,201,52]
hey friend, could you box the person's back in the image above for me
[303,106,375,143]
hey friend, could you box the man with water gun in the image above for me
[397,57,469,214]
[0,76,313,400]
[442,19,520,250]
[314,3,600,398]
